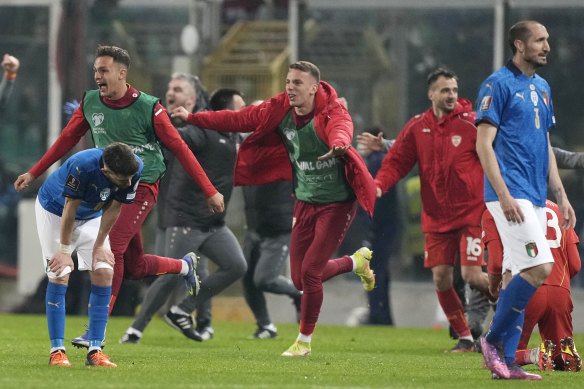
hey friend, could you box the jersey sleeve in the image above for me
[545,86,556,130]
[374,119,419,193]
[30,107,90,177]
[153,103,217,198]
[475,78,506,128]
[61,158,89,199]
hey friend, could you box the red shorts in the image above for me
[424,225,486,268]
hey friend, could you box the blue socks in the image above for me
[88,285,112,348]
[46,281,67,350]
[486,275,536,346]
[504,310,525,364]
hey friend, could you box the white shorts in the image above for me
[486,199,553,276]
[35,197,111,279]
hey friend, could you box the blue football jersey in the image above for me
[38,148,143,220]
[476,61,555,207]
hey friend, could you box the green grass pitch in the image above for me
[0,313,581,388]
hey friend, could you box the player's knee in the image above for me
[47,272,70,285]
[91,266,113,286]
[432,270,452,290]
[233,259,248,278]
[124,266,144,280]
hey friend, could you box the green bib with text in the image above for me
[83,90,165,184]
[277,111,352,203]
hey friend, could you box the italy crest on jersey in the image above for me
[525,241,538,258]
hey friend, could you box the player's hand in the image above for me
[63,99,80,122]
[92,245,115,270]
[48,252,74,276]
[376,186,383,198]
[499,194,524,224]
[488,274,502,299]
[356,132,384,152]
[207,192,225,214]
[558,199,576,230]
[2,54,20,75]
[318,144,350,160]
[14,172,35,191]
[171,106,189,122]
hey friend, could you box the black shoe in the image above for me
[446,338,475,353]
[164,310,203,342]
[448,325,459,340]
[119,332,140,344]
[194,325,214,341]
[248,327,277,340]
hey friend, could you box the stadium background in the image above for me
[1,0,584,329]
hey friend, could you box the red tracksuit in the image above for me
[186,81,376,335]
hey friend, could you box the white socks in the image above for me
[297,333,312,343]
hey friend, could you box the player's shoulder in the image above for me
[68,148,103,171]
[481,67,513,91]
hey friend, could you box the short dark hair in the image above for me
[102,142,140,177]
[426,67,458,89]
[95,45,131,69]
[362,124,387,138]
[508,21,540,54]
[289,61,320,84]
[209,88,243,111]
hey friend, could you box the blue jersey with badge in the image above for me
[476,61,555,207]
[38,148,143,220]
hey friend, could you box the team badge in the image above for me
[99,188,111,201]
[530,91,539,106]
[65,174,80,191]
[283,128,296,141]
[480,96,492,111]
[451,135,461,147]
[525,241,538,258]
[92,113,105,126]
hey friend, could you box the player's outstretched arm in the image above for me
[356,132,384,152]
[14,172,35,191]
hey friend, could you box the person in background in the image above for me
[120,84,246,344]
[374,68,491,353]
[0,54,19,109]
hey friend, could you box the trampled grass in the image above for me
[0,313,581,388]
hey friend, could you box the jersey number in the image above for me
[546,208,562,249]
[466,237,483,257]
[534,108,540,129]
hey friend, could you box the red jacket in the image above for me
[374,98,484,232]
[187,81,377,216]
